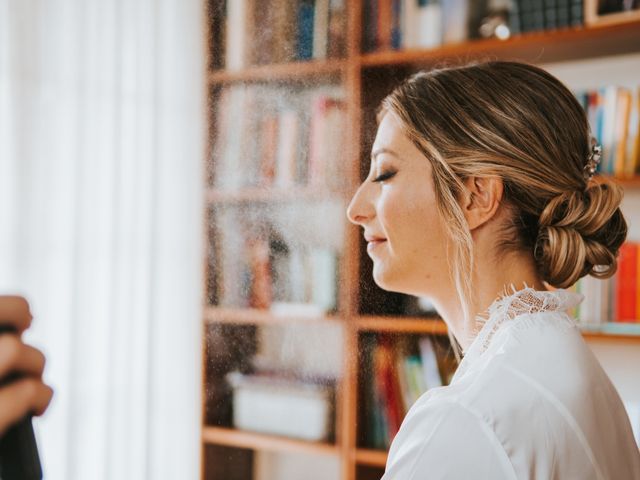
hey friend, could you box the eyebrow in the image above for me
[371,148,400,161]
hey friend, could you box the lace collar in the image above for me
[452,284,584,383]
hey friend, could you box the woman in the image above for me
[347,61,640,479]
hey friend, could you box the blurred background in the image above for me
[2,1,640,479]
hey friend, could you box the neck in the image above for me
[431,250,547,352]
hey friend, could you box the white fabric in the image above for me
[0,1,204,479]
[382,287,640,480]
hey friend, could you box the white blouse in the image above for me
[381,287,640,480]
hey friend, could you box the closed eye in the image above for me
[372,170,396,183]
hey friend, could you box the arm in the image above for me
[382,400,517,480]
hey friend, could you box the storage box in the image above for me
[226,372,333,441]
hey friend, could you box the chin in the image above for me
[372,262,428,297]
[372,263,406,294]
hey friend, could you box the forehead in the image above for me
[372,112,422,160]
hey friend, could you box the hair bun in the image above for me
[534,180,627,288]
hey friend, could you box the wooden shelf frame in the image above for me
[353,448,388,468]
[206,19,640,86]
[202,426,339,457]
[201,2,640,479]
[208,58,347,84]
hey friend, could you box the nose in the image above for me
[346,182,374,225]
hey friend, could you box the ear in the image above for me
[460,176,504,231]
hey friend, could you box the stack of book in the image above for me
[361,0,585,52]
[213,85,347,192]
[226,370,335,441]
[574,86,640,177]
[360,334,451,449]
[214,206,340,315]
[223,0,346,69]
[569,241,640,335]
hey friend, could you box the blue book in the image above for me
[391,0,402,49]
[297,0,315,60]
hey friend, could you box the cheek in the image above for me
[378,190,437,253]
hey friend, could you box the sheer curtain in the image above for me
[0,1,204,479]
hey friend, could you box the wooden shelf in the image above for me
[204,306,342,326]
[353,448,387,467]
[600,175,640,188]
[207,21,640,82]
[202,426,339,457]
[580,323,640,343]
[208,58,346,84]
[355,314,640,342]
[203,3,640,479]
[356,315,447,335]
[206,186,347,204]
[360,20,640,68]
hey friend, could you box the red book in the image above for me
[615,242,637,322]
[376,336,402,443]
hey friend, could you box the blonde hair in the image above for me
[377,61,627,360]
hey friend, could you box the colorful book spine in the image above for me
[615,242,638,323]
[308,95,347,188]
[574,242,640,329]
[362,334,447,448]
[313,0,330,59]
[297,0,315,60]
[576,86,639,178]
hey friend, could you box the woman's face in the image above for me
[346,112,452,297]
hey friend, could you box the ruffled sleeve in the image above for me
[381,400,517,480]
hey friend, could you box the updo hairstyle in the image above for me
[377,60,627,330]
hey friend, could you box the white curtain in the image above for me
[0,1,205,479]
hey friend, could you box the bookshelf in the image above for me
[202,1,640,479]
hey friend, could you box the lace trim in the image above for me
[465,283,584,357]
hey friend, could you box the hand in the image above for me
[0,296,53,437]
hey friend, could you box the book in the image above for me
[442,0,471,44]
[259,114,278,185]
[556,0,571,27]
[225,0,253,70]
[308,95,347,189]
[543,0,558,28]
[601,85,619,174]
[615,242,637,322]
[297,0,315,60]
[360,334,454,448]
[569,0,583,26]
[313,0,330,59]
[363,0,379,52]
[327,0,347,58]
[248,235,272,309]
[272,0,298,63]
[419,336,443,389]
[378,0,393,50]
[417,0,443,48]
[613,88,632,176]
[274,109,299,187]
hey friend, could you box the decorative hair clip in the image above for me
[584,137,602,181]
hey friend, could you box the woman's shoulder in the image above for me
[383,398,517,480]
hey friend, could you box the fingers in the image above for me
[0,378,54,436]
[0,334,46,380]
[0,295,33,334]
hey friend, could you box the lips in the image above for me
[365,234,387,253]
[364,234,386,243]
